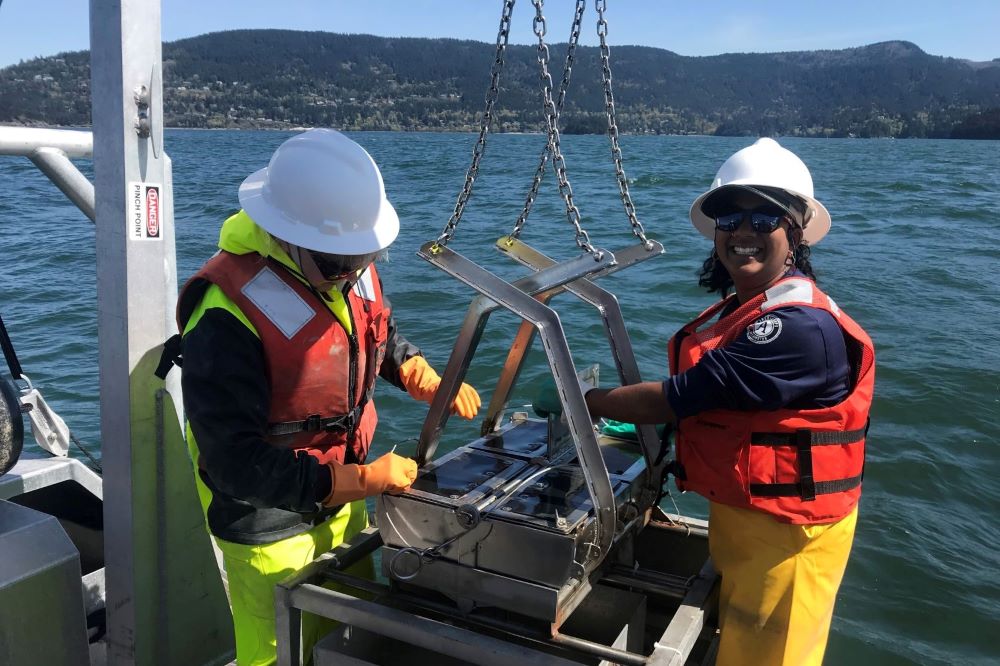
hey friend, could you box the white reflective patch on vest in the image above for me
[827,296,841,317]
[762,278,814,310]
[241,267,316,339]
[352,267,376,301]
[746,313,783,344]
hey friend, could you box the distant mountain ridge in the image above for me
[2,29,999,138]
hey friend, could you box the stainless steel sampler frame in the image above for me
[374,235,665,624]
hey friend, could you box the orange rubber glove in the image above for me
[398,355,482,420]
[322,452,418,507]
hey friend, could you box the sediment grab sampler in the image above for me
[276,3,721,665]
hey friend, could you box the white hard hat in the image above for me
[689,138,831,245]
[239,128,399,254]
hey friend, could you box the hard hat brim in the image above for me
[238,166,400,255]
[690,183,831,245]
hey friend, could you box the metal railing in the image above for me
[0,127,96,221]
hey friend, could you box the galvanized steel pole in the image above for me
[90,1,233,664]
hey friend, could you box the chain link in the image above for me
[509,0,585,242]
[532,0,601,259]
[596,0,652,249]
[435,0,516,248]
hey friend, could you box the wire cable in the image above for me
[0,313,25,379]
[70,432,102,473]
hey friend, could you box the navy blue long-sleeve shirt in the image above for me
[665,304,851,419]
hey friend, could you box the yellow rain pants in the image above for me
[709,501,858,666]
[187,431,371,666]
[218,501,370,666]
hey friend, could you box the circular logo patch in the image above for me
[746,314,782,344]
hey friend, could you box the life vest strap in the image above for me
[750,425,868,501]
[749,472,863,498]
[154,333,184,380]
[796,429,816,500]
[750,426,867,447]
[267,402,364,436]
[666,458,686,481]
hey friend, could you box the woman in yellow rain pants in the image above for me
[579,138,875,665]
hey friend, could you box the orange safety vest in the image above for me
[668,277,875,524]
[177,251,390,466]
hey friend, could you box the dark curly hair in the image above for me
[697,227,817,297]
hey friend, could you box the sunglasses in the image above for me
[714,210,788,233]
[308,251,379,280]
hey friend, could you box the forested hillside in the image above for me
[2,30,998,138]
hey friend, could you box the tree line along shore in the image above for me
[2,31,998,139]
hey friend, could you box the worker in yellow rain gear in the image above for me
[162,128,480,665]
[539,138,874,666]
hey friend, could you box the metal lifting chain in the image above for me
[596,0,652,249]
[509,0,585,242]
[532,0,602,260]
[435,0,516,249]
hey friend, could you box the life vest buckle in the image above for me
[796,428,817,501]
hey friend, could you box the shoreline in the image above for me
[1,122,996,140]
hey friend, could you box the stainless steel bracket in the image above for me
[415,241,618,562]
[491,237,668,510]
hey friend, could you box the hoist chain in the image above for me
[435,0,516,249]
[596,0,652,249]
[532,0,602,260]
[509,0,585,241]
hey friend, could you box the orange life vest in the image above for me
[668,277,875,524]
[177,251,390,466]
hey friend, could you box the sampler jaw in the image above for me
[377,417,646,622]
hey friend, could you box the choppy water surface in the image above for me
[1,130,998,664]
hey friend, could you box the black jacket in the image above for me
[182,279,421,545]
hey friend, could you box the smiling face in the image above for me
[712,190,802,302]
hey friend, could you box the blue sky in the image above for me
[1,0,998,68]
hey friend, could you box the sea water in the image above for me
[1,130,997,665]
